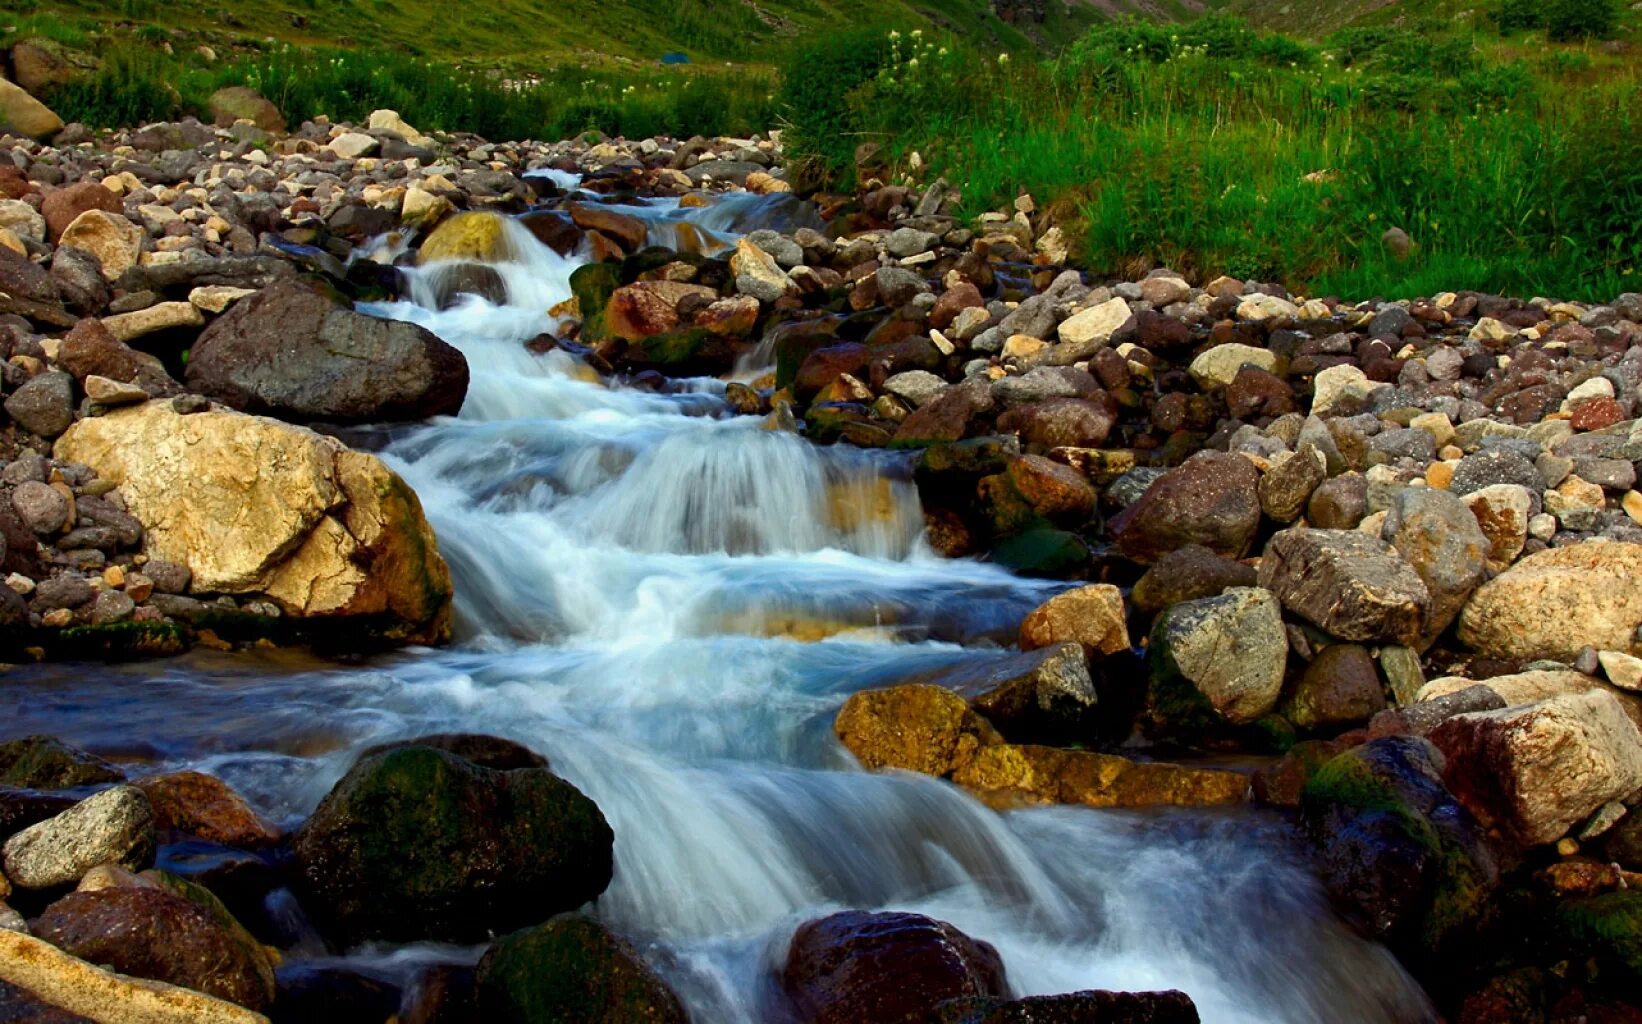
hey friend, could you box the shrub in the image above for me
[1545,0,1619,39]
[778,27,892,182]
[1493,0,1545,32]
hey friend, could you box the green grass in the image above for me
[782,15,1642,300]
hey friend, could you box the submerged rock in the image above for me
[782,911,1008,1024]
[292,740,613,945]
[934,989,1201,1023]
[476,915,686,1024]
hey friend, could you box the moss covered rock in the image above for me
[476,915,685,1024]
[292,740,613,946]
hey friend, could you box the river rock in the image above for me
[1258,446,1327,523]
[1457,542,1642,661]
[782,911,1007,1024]
[1148,587,1287,728]
[0,736,122,790]
[56,317,180,396]
[59,211,142,282]
[606,280,717,341]
[2,785,154,889]
[55,400,454,644]
[1018,584,1129,656]
[934,989,1201,1023]
[1417,669,1642,728]
[1110,451,1261,564]
[184,278,468,423]
[1461,484,1531,571]
[924,643,1096,743]
[291,741,613,945]
[953,744,1247,809]
[208,86,284,132]
[133,772,280,848]
[476,915,686,1024]
[0,77,64,140]
[0,930,266,1024]
[32,886,274,1010]
[102,301,204,342]
[1258,529,1429,647]
[1430,690,1642,847]
[1283,642,1386,732]
[5,370,76,438]
[731,237,796,302]
[1300,736,1497,961]
[566,202,648,252]
[12,480,69,534]
[835,684,1002,777]
[1130,544,1258,614]
[979,454,1096,531]
[327,131,378,160]
[41,182,122,242]
[419,211,513,264]
[893,376,993,445]
[1054,297,1131,359]
[1382,488,1490,647]
[1188,343,1277,388]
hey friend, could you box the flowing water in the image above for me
[2,190,1434,1023]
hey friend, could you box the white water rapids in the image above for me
[3,191,1434,1022]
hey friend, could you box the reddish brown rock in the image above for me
[566,203,647,252]
[782,911,1007,1024]
[133,771,281,848]
[1110,452,1261,564]
[42,182,122,242]
[606,280,717,342]
[930,282,984,330]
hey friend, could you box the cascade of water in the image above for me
[0,190,1436,1023]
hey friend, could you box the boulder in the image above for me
[291,741,613,945]
[1430,690,1642,847]
[921,643,1096,743]
[476,915,685,1024]
[0,736,122,790]
[1188,343,1277,388]
[893,376,994,446]
[934,989,1201,1024]
[1148,587,1287,728]
[953,744,1247,810]
[1458,542,1642,661]
[1257,446,1327,523]
[0,77,63,140]
[2,785,154,889]
[978,455,1096,531]
[55,401,454,644]
[1018,584,1130,656]
[59,211,142,282]
[0,930,266,1024]
[184,278,468,423]
[834,684,1002,777]
[132,772,280,848]
[782,911,1007,1024]
[1282,643,1386,732]
[1382,488,1490,648]
[418,211,514,264]
[1130,544,1258,614]
[326,132,378,160]
[1300,737,1497,963]
[1109,451,1261,564]
[1053,297,1132,360]
[1417,670,1642,731]
[606,280,717,342]
[566,203,647,253]
[207,87,285,132]
[5,370,76,438]
[41,182,122,241]
[1461,484,1531,572]
[1258,529,1429,647]
[32,886,274,1010]
[56,317,180,397]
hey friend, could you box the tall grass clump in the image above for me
[783,15,1642,300]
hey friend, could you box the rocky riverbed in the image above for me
[0,95,1640,1023]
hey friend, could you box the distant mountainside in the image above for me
[5,0,1470,70]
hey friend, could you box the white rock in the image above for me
[0,199,46,243]
[1056,297,1131,351]
[1600,650,1642,692]
[1236,293,1299,321]
[328,132,379,160]
[1188,343,1277,388]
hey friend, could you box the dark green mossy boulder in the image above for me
[476,915,686,1024]
[0,735,123,790]
[292,740,613,946]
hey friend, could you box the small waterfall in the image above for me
[0,189,1437,1024]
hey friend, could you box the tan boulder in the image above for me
[834,683,1002,777]
[101,301,203,342]
[1458,542,1642,661]
[0,77,63,140]
[1018,584,1130,656]
[55,401,451,644]
[1431,690,1642,846]
[0,929,268,1024]
[1418,670,1642,732]
[60,209,144,281]
[952,744,1247,810]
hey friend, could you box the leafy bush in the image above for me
[778,27,892,182]
[1493,0,1545,32]
[1545,0,1619,39]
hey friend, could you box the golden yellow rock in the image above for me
[678,192,710,209]
[1625,490,1642,526]
[417,210,514,265]
[0,929,268,1024]
[952,744,1248,810]
[834,683,1002,777]
[60,210,144,282]
[1426,460,1455,490]
[55,401,451,644]
[1019,584,1130,656]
